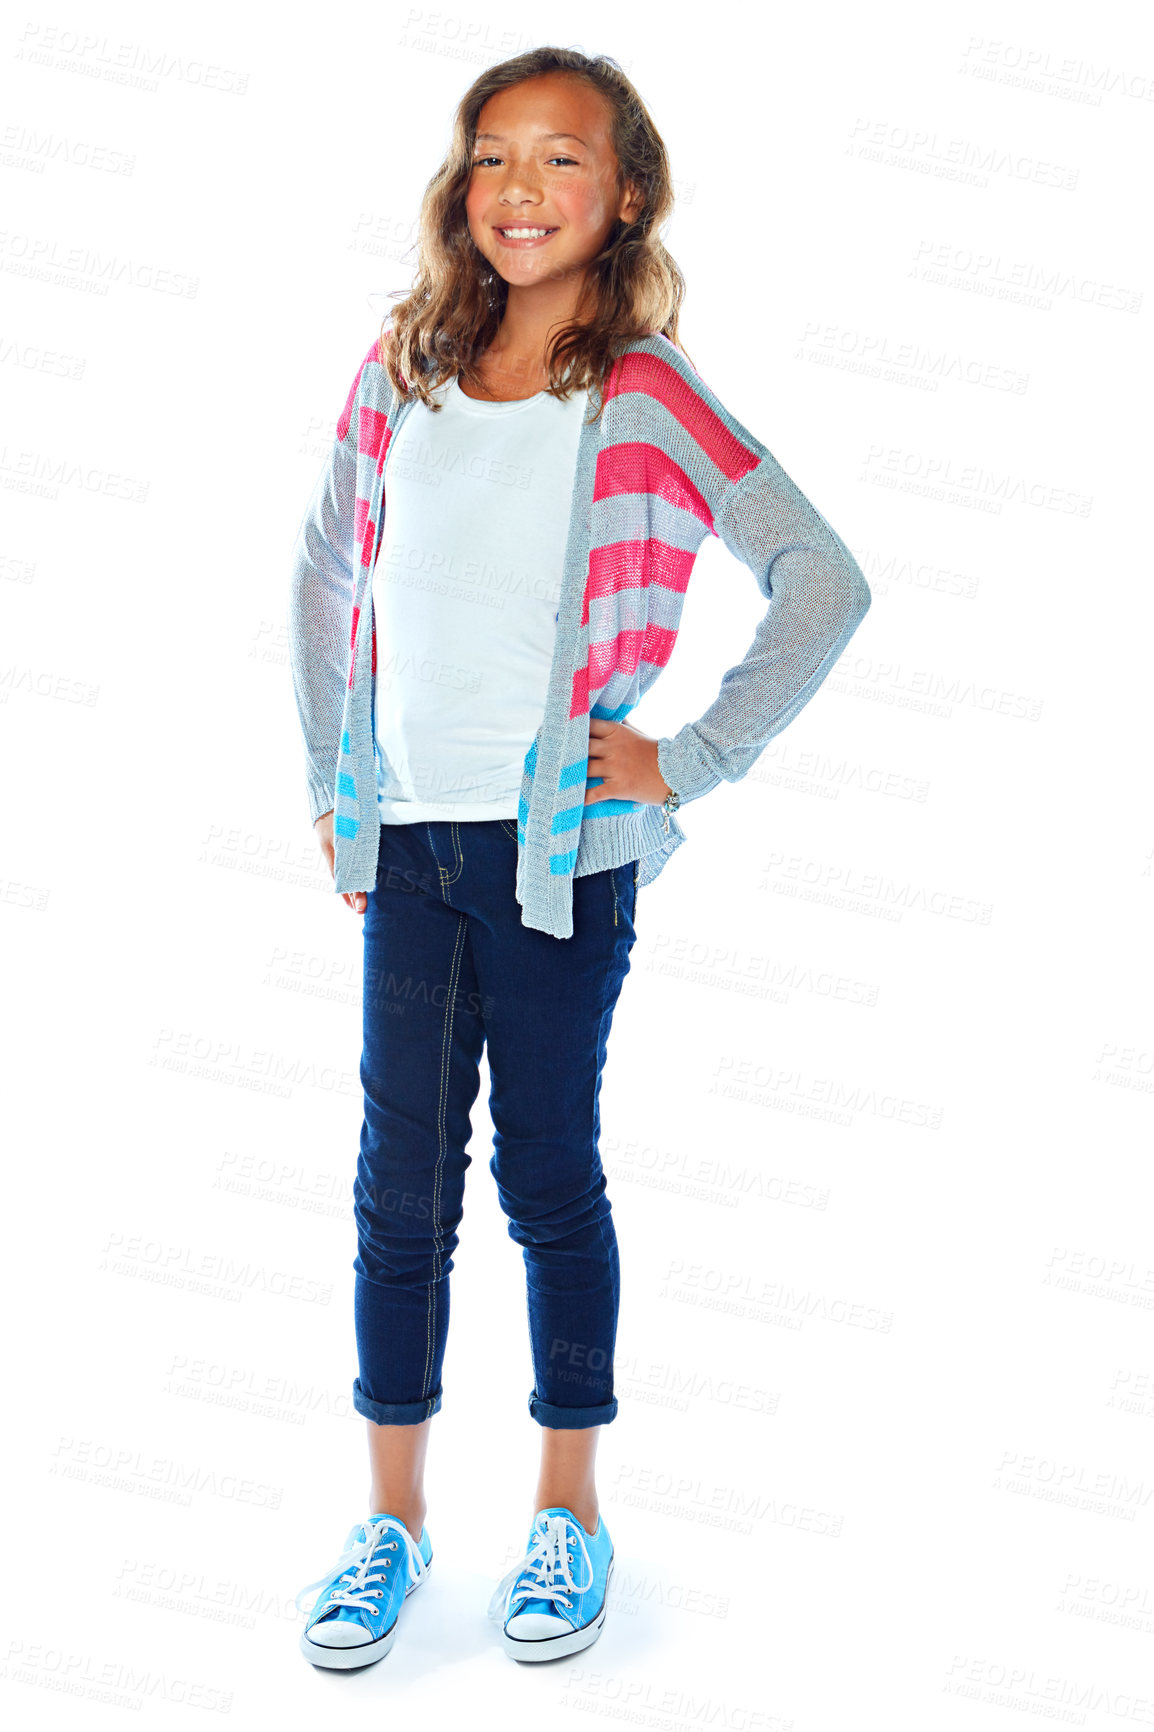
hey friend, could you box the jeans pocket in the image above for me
[425,820,464,887]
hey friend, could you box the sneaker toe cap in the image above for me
[309,1611,375,1648]
[505,1610,571,1639]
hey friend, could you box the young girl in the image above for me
[288,46,870,1670]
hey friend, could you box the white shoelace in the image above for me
[296,1516,427,1619]
[487,1512,594,1623]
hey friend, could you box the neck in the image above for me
[488,278,595,374]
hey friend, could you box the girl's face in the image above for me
[465,72,641,297]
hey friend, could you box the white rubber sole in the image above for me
[299,1554,432,1670]
[498,1556,613,1663]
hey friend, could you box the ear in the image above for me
[618,179,645,226]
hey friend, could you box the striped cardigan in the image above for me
[288,327,871,939]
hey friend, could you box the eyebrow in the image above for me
[473,131,588,147]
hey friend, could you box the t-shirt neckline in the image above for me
[449,376,564,415]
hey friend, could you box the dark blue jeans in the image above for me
[351,817,638,1431]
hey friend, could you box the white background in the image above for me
[3,0,1152,1724]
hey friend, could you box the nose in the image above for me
[497,168,543,206]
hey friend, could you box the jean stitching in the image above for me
[444,820,464,884]
[499,819,519,842]
[424,821,443,897]
[589,954,621,1421]
[425,820,464,894]
[422,909,468,1398]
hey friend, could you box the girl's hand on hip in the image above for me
[584,717,673,808]
[314,810,368,914]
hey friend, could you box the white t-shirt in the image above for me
[371,374,589,824]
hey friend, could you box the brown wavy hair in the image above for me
[378,46,692,419]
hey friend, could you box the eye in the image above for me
[470,154,579,169]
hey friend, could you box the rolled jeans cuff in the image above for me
[528,1388,618,1429]
[353,1377,442,1426]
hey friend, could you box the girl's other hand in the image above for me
[314,810,368,914]
[584,717,673,807]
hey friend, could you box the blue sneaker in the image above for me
[296,1512,432,1669]
[487,1506,614,1661]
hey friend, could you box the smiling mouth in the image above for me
[495,226,559,240]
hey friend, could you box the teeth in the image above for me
[499,228,554,238]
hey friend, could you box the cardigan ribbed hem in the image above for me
[573,802,686,880]
[513,802,688,937]
[331,804,687,927]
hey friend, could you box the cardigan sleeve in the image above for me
[655,445,871,805]
[286,364,362,826]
